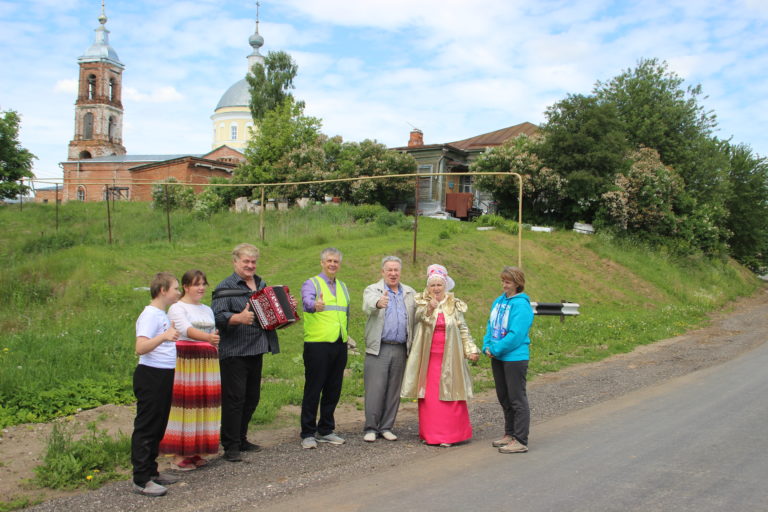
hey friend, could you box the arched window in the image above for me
[83,112,94,139]
[108,116,115,141]
[88,74,96,99]
[76,186,86,201]
[78,151,92,159]
[230,124,238,140]
[108,78,115,101]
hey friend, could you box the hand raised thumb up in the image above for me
[315,291,325,312]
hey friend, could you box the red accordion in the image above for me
[249,286,300,330]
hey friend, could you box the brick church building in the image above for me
[37,5,247,203]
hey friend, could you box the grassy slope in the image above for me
[0,202,760,427]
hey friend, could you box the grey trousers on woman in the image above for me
[363,343,407,434]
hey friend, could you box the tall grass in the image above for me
[0,202,761,428]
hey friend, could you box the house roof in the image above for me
[129,156,236,173]
[447,121,539,151]
[62,154,203,165]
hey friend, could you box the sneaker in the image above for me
[153,472,180,485]
[223,449,242,462]
[301,436,318,449]
[241,440,263,452]
[491,435,514,448]
[381,431,398,441]
[439,443,453,448]
[317,432,345,445]
[498,439,528,454]
[363,431,377,442]
[132,481,167,497]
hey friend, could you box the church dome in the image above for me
[78,8,122,66]
[215,78,250,110]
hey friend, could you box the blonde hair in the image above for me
[232,243,260,261]
[500,266,525,293]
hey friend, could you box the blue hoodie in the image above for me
[481,292,533,362]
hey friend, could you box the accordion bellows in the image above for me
[249,286,300,330]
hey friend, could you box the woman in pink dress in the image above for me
[401,264,479,446]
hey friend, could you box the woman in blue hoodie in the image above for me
[482,266,534,454]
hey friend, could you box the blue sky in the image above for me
[2,0,767,182]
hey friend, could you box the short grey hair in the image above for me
[232,243,259,261]
[320,247,342,262]
[381,256,402,269]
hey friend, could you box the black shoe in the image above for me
[153,472,180,485]
[223,450,242,462]
[241,440,262,452]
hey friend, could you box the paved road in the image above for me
[266,339,768,512]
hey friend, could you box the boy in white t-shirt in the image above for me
[131,272,181,497]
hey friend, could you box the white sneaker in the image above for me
[301,436,318,449]
[317,432,345,445]
[381,431,398,441]
[363,431,377,442]
[132,481,167,497]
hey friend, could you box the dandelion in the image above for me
[94,469,100,473]
[86,475,93,481]
[2,347,9,352]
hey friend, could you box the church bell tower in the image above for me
[68,2,126,160]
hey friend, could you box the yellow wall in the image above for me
[211,107,258,150]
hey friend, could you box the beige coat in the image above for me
[362,279,416,355]
[401,291,479,401]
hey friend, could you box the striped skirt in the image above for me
[160,340,221,456]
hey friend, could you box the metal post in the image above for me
[18,180,23,211]
[517,173,523,268]
[105,185,113,244]
[55,184,59,232]
[412,175,419,264]
[259,187,266,241]
[164,184,172,243]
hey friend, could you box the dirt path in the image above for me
[6,285,767,510]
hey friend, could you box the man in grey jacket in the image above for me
[362,256,416,442]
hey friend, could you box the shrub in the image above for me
[472,214,519,234]
[151,178,195,210]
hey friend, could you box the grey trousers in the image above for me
[363,343,407,433]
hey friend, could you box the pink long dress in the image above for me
[418,313,473,444]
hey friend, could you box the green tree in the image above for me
[595,58,728,209]
[236,97,322,194]
[0,109,36,199]
[598,147,685,242]
[471,134,566,223]
[725,144,768,271]
[328,139,416,206]
[539,94,632,222]
[247,51,302,122]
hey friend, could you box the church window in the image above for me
[76,186,86,201]
[109,78,115,101]
[83,112,94,139]
[108,116,115,141]
[88,75,96,99]
[231,124,238,140]
[79,151,92,159]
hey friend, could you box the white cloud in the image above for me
[123,86,184,103]
[53,79,78,94]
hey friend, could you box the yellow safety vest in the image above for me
[303,276,350,342]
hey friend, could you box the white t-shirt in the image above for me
[135,305,176,369]
[168,301,215,342]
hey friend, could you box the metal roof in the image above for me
[62,154,203,164]
[447,122,539,150]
